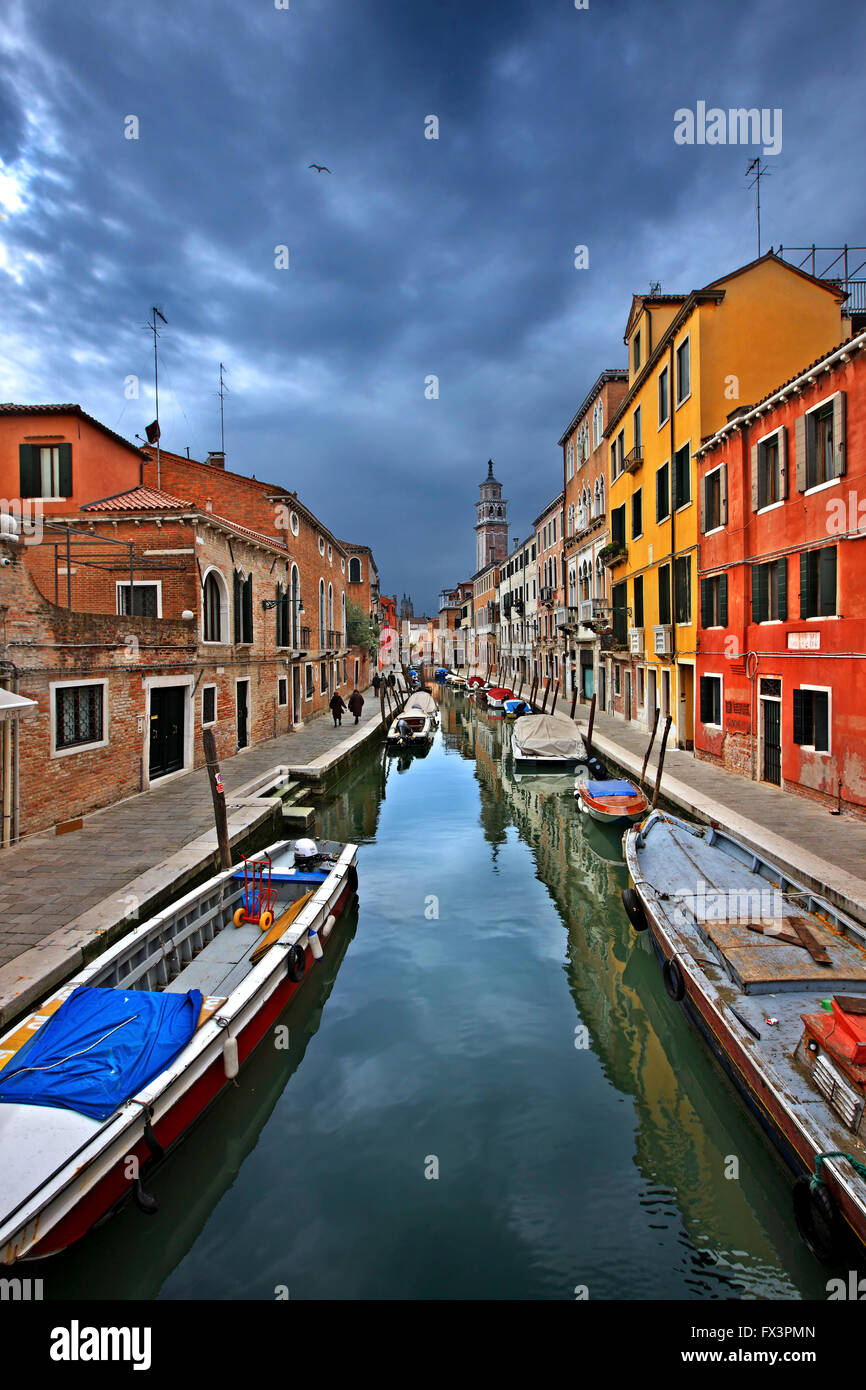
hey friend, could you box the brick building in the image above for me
[534,491,565,691]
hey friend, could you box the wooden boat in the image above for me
[576,777,649,824]
[445,672,465,690]
[0,836,358,1264]
[511,713,602,775]
[403,690,438,725]
[504,698,532,719]
[385,712,433,749]
[485,686,514,710]
[623,809,866,1264]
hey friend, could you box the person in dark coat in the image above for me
[348,689,364,724]
[329,692,346,727]
[371,672,381,694]
[387,672,396,689]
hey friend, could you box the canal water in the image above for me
[45,692,828,1300]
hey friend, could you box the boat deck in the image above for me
[165,920,263,999]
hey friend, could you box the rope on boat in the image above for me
[0,1015,139,1081]
[811,1150,866,1188]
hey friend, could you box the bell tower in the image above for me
[475,460,508,571]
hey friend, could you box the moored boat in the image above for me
[576,777,649,824]
[385,711,434,749]
[511,713,603,776]
[485,686,514,710]
[403,690,438,725]
[622,809,866,1263]
[503,698,532,719]
[0,837,358,1264]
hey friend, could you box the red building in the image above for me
[694,330,866,817]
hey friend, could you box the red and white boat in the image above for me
[0,836,357,1264]
[576,777,649,824]
[485,686,515,710]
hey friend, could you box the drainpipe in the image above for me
[668,339,678,734]
[2,714,10,848]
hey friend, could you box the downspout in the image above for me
[668,339,678,735]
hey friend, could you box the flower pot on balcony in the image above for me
[599,545,627,569]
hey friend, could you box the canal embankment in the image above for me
[575,706,866,926]
[0,689,385,1028]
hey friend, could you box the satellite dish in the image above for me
[145,419,161,444]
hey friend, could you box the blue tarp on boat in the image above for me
[585,779,638,798]
[0,985,202,1120]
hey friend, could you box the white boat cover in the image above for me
[404,691,437,716]
[513,714,586,759]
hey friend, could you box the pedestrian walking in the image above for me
[348,688,364,724]
[329,692,346,727]
[388,672,396,689]
[372,672,382,695]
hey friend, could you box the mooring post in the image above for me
[540,678,550,713]
[380,682,388,727]
[517,679,524,700]
[640,708,660,791]
[203,727,231,872]
[529,675,538,709]
[550,679,560,714]
[570,682,578,720]
[652,715,673,808]
[585,692,597,757]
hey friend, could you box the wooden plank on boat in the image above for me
[787,915,833,965]
[833,994,866,1015]
[197,996,226,1029]
[722,943,866,993]
[250,891,314,966]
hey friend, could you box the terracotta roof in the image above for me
[207,511,287,551]
[0,403,147,457]
[82,485,192,512]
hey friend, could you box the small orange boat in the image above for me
[576,777,649,824]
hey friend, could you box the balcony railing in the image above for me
[599,544,627,569]
[622,445,643,474]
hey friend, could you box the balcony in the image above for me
[539,586,554,605]
[554,608,569,630]
[622,445,643,475]
[599,544,627,569]
[628,627,644,655]
[653,624,673,657]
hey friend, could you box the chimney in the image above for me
[206,451,225,469]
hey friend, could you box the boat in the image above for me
[511,713,603,775]
[504,698,532,719]
[576,777,649,824]
[445,671,465,689]
[403,690,438,725]
[622,809,866,1264]
[434,667,449,684]
[466,676,485,690]
[0,836,358,1264]
[486,686,514,710]
[385,711,434,749]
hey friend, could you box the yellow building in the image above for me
[604,252,849,747]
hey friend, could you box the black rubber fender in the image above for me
[662,957,685,1002]
[793,1176,846,1265]
[286,943,307,983]
[347,863,359,895]
[621,887,648,932]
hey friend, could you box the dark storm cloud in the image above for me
[0,0,865,612]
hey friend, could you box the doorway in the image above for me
[678,664,694,750]
[761,697,781,785]
[647,668,658,729]
[149,686,185,779]
[292,666,301,725]
[236,679,250,750]
[625,670,632,721]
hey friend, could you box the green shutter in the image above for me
[719,573,728,627]
[233,571,242,642]
[776,557,787,621]
[700,577,710,629]
[752,564,768,623]
[778,427,788,499]
[243,575,253,642]
[58,443,72,497]
[795,414,807,491]
[799,552,812,619]
[18,444,39,498]
[792,689,807,745]
[819,546,837,616]
[814,693,829,751]
[833,392,846,479]
[700,676,711,723]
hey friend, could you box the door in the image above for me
[762,699,781,785]
[661,668,671,721]
[292,666,301,724]
[625,670,632,721]
[678,665,694,750]
[647,669,657,729]
[598,665,606,712]
[149,687,185,779]
[237,680,250,749]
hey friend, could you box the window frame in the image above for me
[51,678,109,758]
[699,672,723,729]
[201,683,217,727]
[675,335,691,407]
[116,580,162,618]
[793,684,831,754]
[658,365,670,429]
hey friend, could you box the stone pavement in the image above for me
[576,705,866,924]
[0,688,384,973]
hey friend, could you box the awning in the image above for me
[0,689,37,720]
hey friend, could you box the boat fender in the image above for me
[286,943,307,983]
[134,1176,159,1216]
[223,1035,239,1080]
[308,925,324,960]
[142,1108,165,1164]
[662,957,685,1002]
[792,1175,845,1265]
[347,864,359,894]
[321,913,336,940]
[620,887,648,933]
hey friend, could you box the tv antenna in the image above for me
[746,159,770,258]
[217,362,229,454]
[142,306,167,486]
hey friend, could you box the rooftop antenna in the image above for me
[217,362,229,454]
[746,159,770,258]
[142,306,167,487]
[648,280,662,295]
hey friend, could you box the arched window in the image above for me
[566,440,574,479]
[291,564,300,646]
[348,556,362,583]
[328,583,334,639]
[319,579,326,646]
[342,590,346,643]
[202,568,227,643]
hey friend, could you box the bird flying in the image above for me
[308,163,331,173]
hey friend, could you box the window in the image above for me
[631,489,642,539]
[756,431,785,509]
[656,461,670,522]
[593,399,604,447]
[700,675,722,726]
[799,546,836,618]
[674,555,691,624]
[614,663,621,695]
[752,558,787,622]
[348,557,362,583]
[633,332,641,373]
[203,571,225,642]
[611,503,626,549]
[117,583,159,617]
[804,401,842,490]
[305,663,314,699]
[658,564,671,625]
[702,465,726,532]
[202,685,216,725]
[319,579,326,645]
[674,442,691,507]
[700,573,728,628]
[633,574,644,628]
[610,440,618,480]
[658,366,670,427]
[233,570,253,644]
[793,688,830,752]
[278,678,288,707]
[276,584,291,647]
[345,658,350,684]
[55,683,104,751]
[633,405,642,451]
[676,337,690,404]
[566,440,574,480]
[320,661,328,694]
[19,442,72,499]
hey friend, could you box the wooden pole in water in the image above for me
[540,677,550,713]
[570,682,578,720]
[517,679,524,700]
[585,692,597,757]
[380,681,388,727]
[203,727,231,872]
[529,675,537,709]
[550,679,560,714]
[652,715,673,808]
[640,707,660,792]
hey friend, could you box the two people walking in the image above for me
[330,688,365,727]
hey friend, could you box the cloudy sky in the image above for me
[1,0,864,614]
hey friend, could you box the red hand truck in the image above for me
[233,852,277,931]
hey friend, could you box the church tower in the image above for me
[475,460,508,571]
